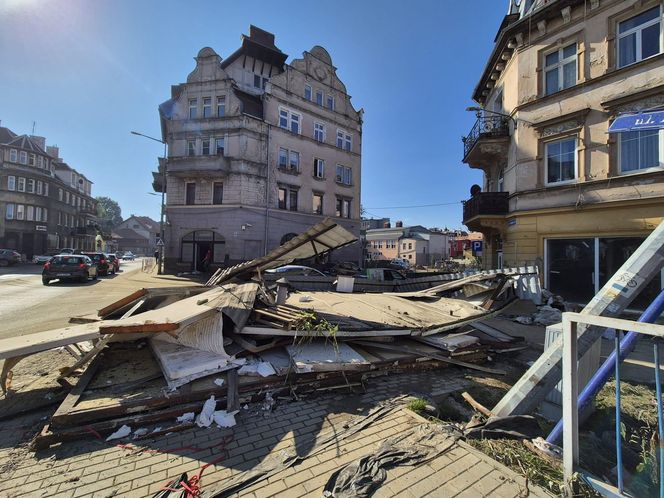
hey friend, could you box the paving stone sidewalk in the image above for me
[0,369,552,497]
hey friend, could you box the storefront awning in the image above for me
[608,110,664,133]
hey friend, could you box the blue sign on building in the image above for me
[472,240,483,255]
[608,110,664,133]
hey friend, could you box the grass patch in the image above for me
[407,398,428,415]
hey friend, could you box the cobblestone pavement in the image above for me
[0,368,552,497]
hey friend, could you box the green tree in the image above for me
[96,196,123,232]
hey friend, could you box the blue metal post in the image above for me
[615,331,623,494]
[654,341,664,498]
[547,288,664,445]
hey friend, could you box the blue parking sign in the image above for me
[472,241,483,254]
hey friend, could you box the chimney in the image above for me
[383,221,391,228]
[30,135,46,149]
[46,145,60,160]
[396,221,403,228]
[249,25,276,48]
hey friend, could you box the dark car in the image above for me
[42,255,98,285]
[81,252,114,276]
[0,249,21,267]
[107,254,120,272]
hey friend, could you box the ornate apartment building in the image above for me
[0,125,97,258]
[462,0,664,306]
[156,26,363,271]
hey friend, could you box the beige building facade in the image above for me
[157,26,362,271]
[462,0,664,305]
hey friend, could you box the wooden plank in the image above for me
[97,289,147,317]
[461,392,493,417]
[51,356,104,428]
[562,317,579,488]
[493,220,664,417]
[239,326,413,337]
[99,322,180,334]
[227,368,239,411]
[349,340,503,375]
[0,323,101,360]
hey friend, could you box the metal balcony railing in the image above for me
[462,192,509,223]
[462,115,510,159]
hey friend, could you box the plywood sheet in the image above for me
[286,342,369,373]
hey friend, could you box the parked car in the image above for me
[33,250,60,264]
[0,249,21,267]
[107,254,120,272]
[122,251,136,261]
[389,258,410,270]
[265,265,326,277]
[81,251,114,276]
[59,248,75,255]
[42,255,97,285]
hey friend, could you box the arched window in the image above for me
[280,233,298,245]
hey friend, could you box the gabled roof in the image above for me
[122,215,159,233]
[4,134,48,155]
[112,228,150,242]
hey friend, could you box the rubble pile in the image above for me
[0,219,538,449]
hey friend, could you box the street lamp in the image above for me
[131,130,167,274]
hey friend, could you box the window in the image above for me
[216,138,225,155]
[7,176,15,191]
[289,189,298,211]
[27,179,35,193]
[17,177,25,192]
[42,208,47,222]
[213,182,223,205]
[44,183,48,196]
[189,99,197,119]
[378,240,383,249]
[544,43,576,95]
[315,90,323,106]
[619,130,662,173]
[29,153,35,166]
[313,193,323,214]
[289,150,300,171]
[38,156,43,168]
[58,188,63,201]
[337,130,352,151]
[313,158,325,178]
[408,243,412,250]
[326,95,334,110]
[26,206,34,221]
[278,108,301,133]
[304,85,312,101]
[335,197,351,218]
[254,74,261,88]
[278,147,289,169]
[58,211,61,225]
[9,149,17,162]
[217,96,226,117]
[185,182,196,205]
[16,204,24,220]
[36,181,42,195]
[617,6,661,68]
[19,151,27,164]
[278,187,287,209]
[188,140,196,156]
[314,122,325,142]
[5,203,14,219]
[336,165,352,185]
[545,137,577,184]
[202,139,210,155]
[203,97,212,118]
[278,186,298,210]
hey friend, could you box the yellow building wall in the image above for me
[500,200,664,268]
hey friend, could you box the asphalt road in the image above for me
[0,260,195,340]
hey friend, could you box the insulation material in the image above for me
[417,334,480,351]
[196,396,217,427]
[213,410,238,428]
[106,425,132,441]
[237,361,277,377]
[258,348,292,376]
[150,337,245,389]
[170,313,226,354]
[286,342,369,373]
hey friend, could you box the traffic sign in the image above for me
[156,238,164,247]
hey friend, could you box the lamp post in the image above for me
[131,131,167,274]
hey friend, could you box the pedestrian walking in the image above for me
[154,249,159,263]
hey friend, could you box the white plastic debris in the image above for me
[152,426,163,433]
[106,425,132,441]
[176,412,195,423]
[238,361,276,377]
[299,295,313,302]
[214,378,225,387]
[213,410,239,428]
[195,396,217,427]
[132,428,149,438]
[243,404,249,410]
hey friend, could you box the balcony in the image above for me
[462,115,510,169]
[73,225,97,236]
[80,205,97,215]
[462,192,509,232]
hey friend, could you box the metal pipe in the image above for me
[615,331,623,493]
[547,288,664,444]
[655,341,664,498]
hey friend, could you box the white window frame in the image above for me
[44,183,48,196]
[9,149,17,162]
[617,6,662,68]
[29,153,35,166]
[26,205,34,221]
[313,192,323,215]
[19,151,27,164]
[16,204,25,220]
[617,130,664,175]
[27,179,35,193]
[337,129,352,151]
[544,137,578,186]
[544,43,577,95]
[313,158,325,179]
[189,98,197,119]
[278,107,301,134]
[215,137,225,155]
[202,139,210,155]
[7,176,15,191]
[17,177,25,192]
[289,150,300,172]
[335,164,352,185]
[217,96,226,117]
[314,122,325,142]
[187,140,196,157]
[202,97,212,118]
[5,203,14,220]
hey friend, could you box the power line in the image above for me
[365,200,464,210]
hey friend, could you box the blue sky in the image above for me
[0,0,504,229]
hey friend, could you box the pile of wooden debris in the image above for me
[0,219,537,449]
